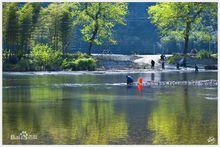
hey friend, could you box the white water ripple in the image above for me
[3,80,217,89]
[204,97,218,100]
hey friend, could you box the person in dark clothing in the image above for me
[162,61,165,69]
[126,75,134,85]
[160,54,166,61]
[195,64,199,72]
[163,54,166,60]
[176,62,180,70]
[151,60,155,69]
[160,54,164,61]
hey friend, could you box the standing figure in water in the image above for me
[151,60,155,69]
[160,54,165,60]
[160,54,166,70]
[137,78,143,96]
[162,61,165,69]
[137,77,143,85]
[195,64,199,72]
[176,62,180,70]
[126,75,134,85]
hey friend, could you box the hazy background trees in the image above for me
[32,3,78,52]
[3,3,19,52]
[2,2,128,71]
[3,2,128,57]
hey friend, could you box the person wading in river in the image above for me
[195,64,199,72]
[151,60,155,69]
[162,61,165,69]
[126,75,134,85]
[176,62,180,70]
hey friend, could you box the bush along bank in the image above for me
[3,45,97,72]
[167,50,217,69]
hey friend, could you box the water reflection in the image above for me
[4,91,128,144]
[160,72,166,81]
[151,73,155,81]
[3,72,217,144]
[148,87,217,144]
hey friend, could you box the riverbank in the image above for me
[93,54,217,70]
[3,53,217,72]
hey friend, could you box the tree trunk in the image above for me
[184,35,189,55]
[86,3,101,55]
[88,41,93,55]
[183,21,190,67]
[88,21,98,55]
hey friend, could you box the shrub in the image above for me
[61,59,77,70]
[3,49,10,63]
[15,58,35,71]
[62,53,75,59]
[3,57,35,71]
[3,62,15,71]
[61,52,96,71]
[167,53,191,64]
[73,51,91,59]
[3,49,19,64]
[196,50,212,59]
[167,54,181,64]
[75,58,96,71]
[31,44,62,70]
[61,57,96,71]
[211,54,217,60]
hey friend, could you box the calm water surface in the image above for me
[3,71,217,144]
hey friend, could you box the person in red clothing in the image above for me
[137,77,143,85]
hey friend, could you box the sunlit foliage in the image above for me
[78,3,128,54]
[148,2,217,54]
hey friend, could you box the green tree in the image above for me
[17,3,34,57]
[31,3,41,25]
[31,44,62,70]
[37,3,62,50]
[78,3,128,55]
[148,2,217,57]
[33,3,77,52]
[59,3,78,53]
[3,3,19,52]
[3,3,41,59]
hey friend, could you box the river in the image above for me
[3,70,218,144]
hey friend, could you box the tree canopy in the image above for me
[3,2,217,58]
[3,2,128,56]
[78,2,128,54]
[32,3,78,52]
[148,2,217,55]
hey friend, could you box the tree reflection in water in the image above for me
[3,72,217,144]
[147,84,217,144]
